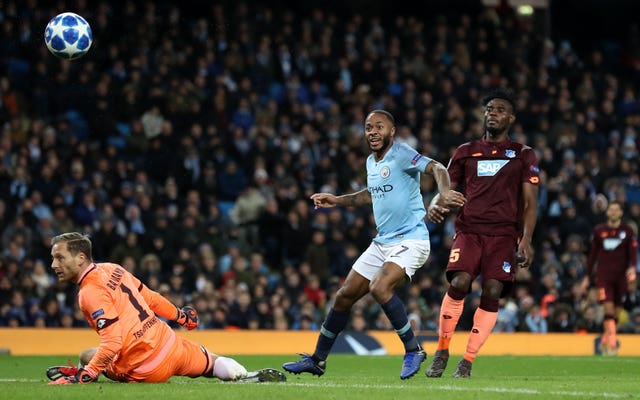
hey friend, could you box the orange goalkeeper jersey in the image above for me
[77,263,178,377]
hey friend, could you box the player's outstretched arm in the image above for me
[310,189,371,209]
[141,285,198,330]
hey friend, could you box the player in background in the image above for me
[426,88,539,378]
[46,232,285,384]
[282,110,466,379]
[584,201,638,355]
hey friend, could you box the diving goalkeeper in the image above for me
[46,232,285,384]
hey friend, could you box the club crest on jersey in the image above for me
[502,262,511,273]
[381,166,390,179]
[505,149,516,158]
[477,160,509,176]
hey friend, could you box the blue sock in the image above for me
[381,295,419,352]
[313,309,350,361]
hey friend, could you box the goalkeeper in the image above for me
[46,232,285,384]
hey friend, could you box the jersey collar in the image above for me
[77,263,97,285]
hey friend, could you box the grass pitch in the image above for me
[1,354,638,400]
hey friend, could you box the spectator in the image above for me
[524,305,548,333]
[0,0,638,337]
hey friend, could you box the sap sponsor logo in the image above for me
[502,262,511,273]
[369,184,393,194]
[477,160,509,176]
[505,149,516,158]
[91,309,104,320]
[603,238,622,251]
[381,166,390,179]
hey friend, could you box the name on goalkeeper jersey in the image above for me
[107,267,125,290]
[133,316,159,339]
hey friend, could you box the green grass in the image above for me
[1,354,639,400]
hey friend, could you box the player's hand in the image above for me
[48,368,97,385]
[516,240,534,269]
[310,193,338,209]
[428,204,450,223]
[176,306,199,330]
[627,267,637,293]
[438,189,466,209]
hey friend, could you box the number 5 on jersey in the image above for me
[449,248,460,263]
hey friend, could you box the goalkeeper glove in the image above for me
[176,306,198,330]
[48,368,97,385]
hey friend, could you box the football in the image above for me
[44,12,92,60]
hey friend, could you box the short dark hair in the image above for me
[482,88,516,113]
[52,232,93,260]
[608,200,623,211]
[367,109,396,126]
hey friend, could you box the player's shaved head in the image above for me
[367,109,396,126]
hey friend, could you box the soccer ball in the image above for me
[44,12,92,60]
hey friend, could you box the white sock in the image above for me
[213,357,248,381]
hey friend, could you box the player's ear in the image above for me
[509,114,516,125]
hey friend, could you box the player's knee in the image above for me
[482,280,503,299]
[450,273,471,292]
[334,287,357,310]
[369,278,392,303]
[79,348,97,366]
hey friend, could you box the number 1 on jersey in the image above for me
[120,283,150,322]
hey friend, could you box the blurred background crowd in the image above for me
[1,0,640,335]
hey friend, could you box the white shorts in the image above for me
[352,239,431,281]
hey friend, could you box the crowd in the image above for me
[1,0,640,335]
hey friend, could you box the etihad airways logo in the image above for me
[369,184,393,194]
[477,160,509,176]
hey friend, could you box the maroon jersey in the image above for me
[448,138,539,237]
[587,223,637,283]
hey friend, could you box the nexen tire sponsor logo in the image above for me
[477,160,509,176]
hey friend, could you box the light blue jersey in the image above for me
[366,141,432,245]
